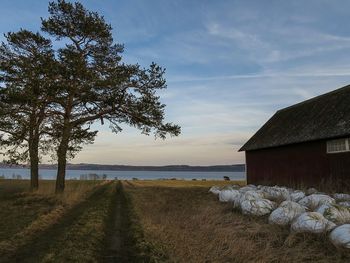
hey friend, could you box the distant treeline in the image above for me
[0,163,245,172]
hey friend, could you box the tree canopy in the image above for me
[0,0,181,193]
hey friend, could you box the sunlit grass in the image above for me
[35,179,107,205]
[126,179,246,188]
[0,179,108,260]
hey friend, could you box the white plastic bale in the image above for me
[233,193,243,209]
[268,201,306,225]
[241,190,265,200]
[290,190,306,202]
[329,224,350,249]
[222,185,240,191]
[209,186,221,195]
[291,212,336,233]
[323,205,350,225]
[339,201,350,208]
[316,204,333,215]
[306,188,318,195]
[246,184,257,188]
[260,186,291,202]
[218,189,240,202]
[240,198,276,216]
[239,185,257,193]
[333,193,350,202]
[233,190,264,209]
[298,194,335,210]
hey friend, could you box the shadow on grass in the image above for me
[1,183,111,263]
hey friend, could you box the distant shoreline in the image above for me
[0,163,245,172]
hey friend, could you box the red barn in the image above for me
[239,85,350,187]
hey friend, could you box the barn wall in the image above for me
[245,140,350,187]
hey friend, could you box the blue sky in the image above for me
[1,0,350,165]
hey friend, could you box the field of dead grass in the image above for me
[124,180,350,263]
[0,179,107,261]
[127,179,246,188]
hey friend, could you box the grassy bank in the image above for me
[124,180,350,263]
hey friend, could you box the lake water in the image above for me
[0,168,246,181]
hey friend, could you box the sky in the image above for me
[1,0,350,165]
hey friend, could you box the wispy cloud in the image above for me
[2,0,350,165]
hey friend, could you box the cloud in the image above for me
[2,0,350,166]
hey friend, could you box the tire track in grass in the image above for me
[103,181,139,262]
[0,182,115,263]
[103,182,123,262]
[102,181,164,263]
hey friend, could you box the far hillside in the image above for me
[0,163,245,172]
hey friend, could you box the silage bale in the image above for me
[323,205,350,225]
[298,194,335,210]
[290,190,306,202]
[268,201,306,225]
[333,193,350,202]
[209,186,221,195]
[329,224,350,249]
[339,201,350,208]
[241,190,265,200]
[229,184,241,189]
[306,188,318,195]
[291,212,336,233]
[239,185,257,193]
[240,198,276,216]
[261,186,291,202]
[233,190,265,209]
[218,189,240,202]
[246,184,257,188]
[222,185,240,191]
[233,192,244,209]
[316,203,333,215]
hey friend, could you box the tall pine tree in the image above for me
[41,0,180,193]
[0,30,56,190]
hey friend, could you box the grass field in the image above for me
[124,180,350,263]
[0,179,110,262]
[1,179,349,263]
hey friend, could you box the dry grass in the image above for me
[126,179,246,188]
[0,179,107,260]
[124,180,350,263]
[35,179,107,205]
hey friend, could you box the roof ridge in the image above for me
[277,84,350,113]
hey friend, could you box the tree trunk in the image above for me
[55,126,70,194]
[29,138,39,191]
[28,112,39,191]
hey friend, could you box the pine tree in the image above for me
[41,0,181,193]
[0,30,56,190]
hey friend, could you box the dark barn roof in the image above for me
[240,85,350,151]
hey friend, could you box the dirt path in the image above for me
[0,181,156,263]
[103,181,149,263]
[103,183,123,262]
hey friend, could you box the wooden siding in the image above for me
[245,139,350,187]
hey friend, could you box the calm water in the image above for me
[0,168,246,181]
